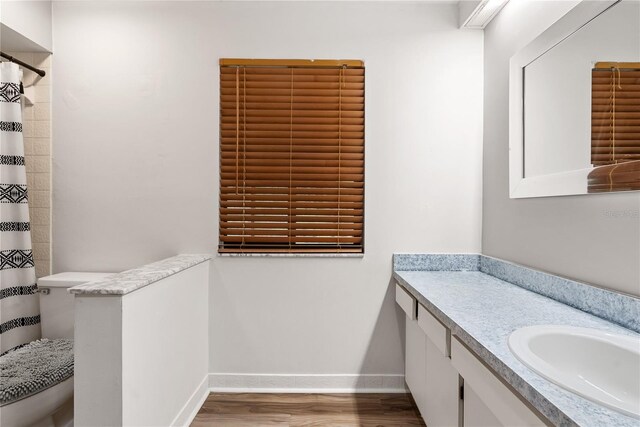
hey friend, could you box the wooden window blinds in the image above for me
[219,59,365,253]
[589,62,640,192]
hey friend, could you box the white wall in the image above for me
[483,0,640,296]
[0,0,52,51]
[53,1,483,380]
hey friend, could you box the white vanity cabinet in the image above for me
[396,282,549,427]
[451,337,546,427]
[396,284,460,427]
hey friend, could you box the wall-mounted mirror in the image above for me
[509,0,639,198]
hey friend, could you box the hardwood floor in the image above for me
[191,393,426,426]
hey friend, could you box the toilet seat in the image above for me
[0,376,73,427]
[0,339,75,427]
[1,339,74,405]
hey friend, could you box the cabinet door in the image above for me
[424,335,460,427]
[451,337,546,427]
[464,385,502,427]
[418,304,459,427]
[405,316,428,418]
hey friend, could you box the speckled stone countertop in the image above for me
[69,254,211,295]
[393,259,640,427]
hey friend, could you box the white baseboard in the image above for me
[172,374,210,427]
[208,373,407,393]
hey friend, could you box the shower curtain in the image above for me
[0,62,41,355]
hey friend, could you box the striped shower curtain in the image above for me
[0,62,41,355]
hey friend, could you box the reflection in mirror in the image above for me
[590,62,640,192]
[520,0,639,196]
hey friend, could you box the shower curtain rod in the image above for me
[0,51,46,77]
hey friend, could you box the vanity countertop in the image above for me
[393,258,640,427]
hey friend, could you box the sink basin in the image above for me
[508,325,640,419]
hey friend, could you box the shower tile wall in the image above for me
[9,52,52,278]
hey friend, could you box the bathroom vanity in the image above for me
[397,283,545,426]
[393,254,640,427]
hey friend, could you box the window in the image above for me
[219,59,365,253]
[589,62,640,192]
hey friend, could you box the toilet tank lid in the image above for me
[38,272,114,288]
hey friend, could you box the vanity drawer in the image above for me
[417,304,449,357]
[395,283,416,320]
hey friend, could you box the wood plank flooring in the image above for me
[191,393,426,426]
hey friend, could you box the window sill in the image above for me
[217,253,364,258]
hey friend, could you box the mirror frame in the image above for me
[509,0,620,198]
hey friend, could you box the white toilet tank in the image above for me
[38,272,113,339]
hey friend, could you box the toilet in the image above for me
[0,272,112,427]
